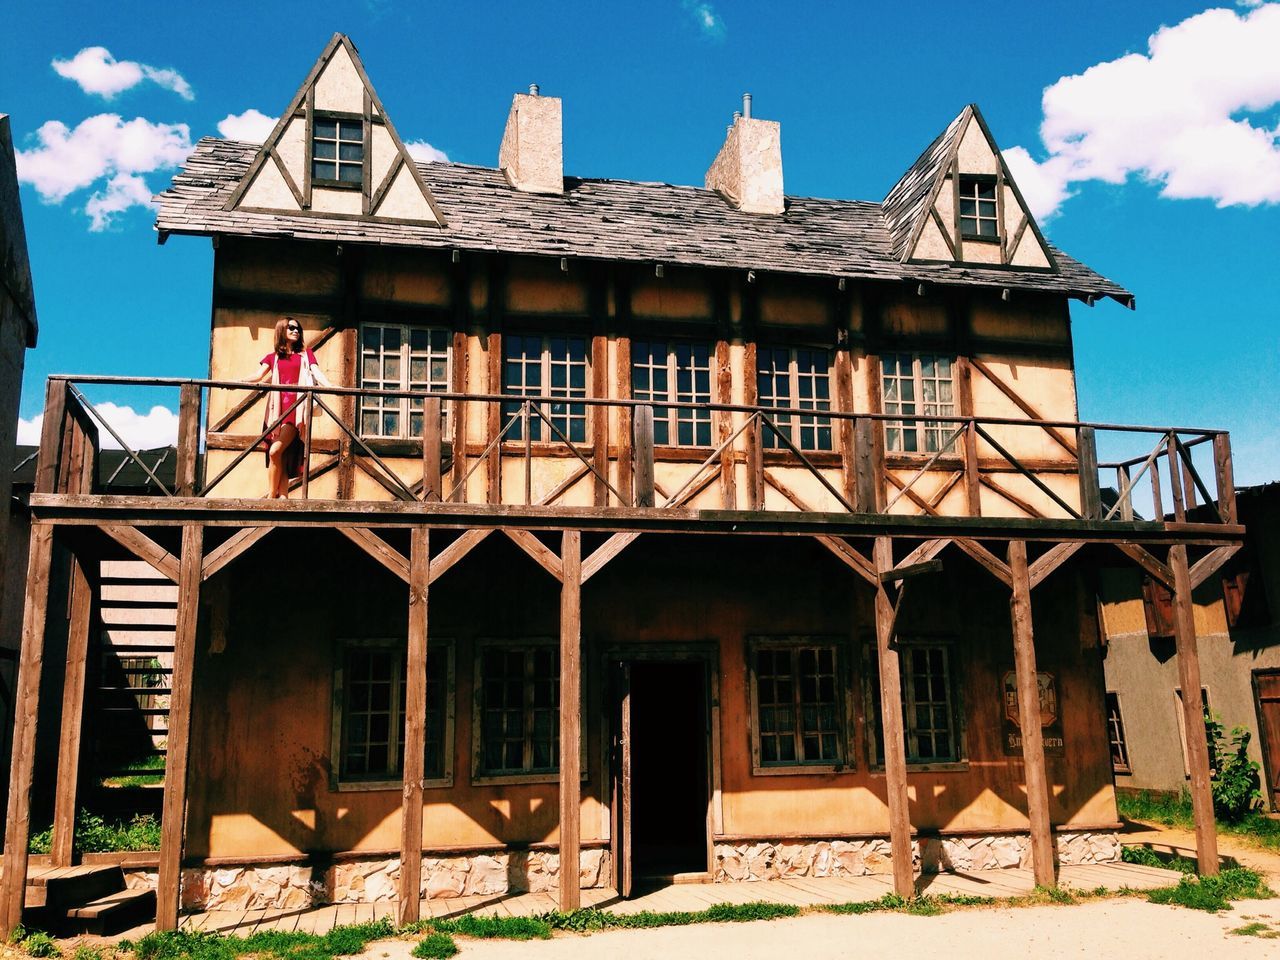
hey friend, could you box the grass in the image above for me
[102,755,166,789]
[28,811,162,855]
[1145,868,1274,912]
[1121,844,1198,873]
[1229,920,1280,939]
[1117,789,1280,851]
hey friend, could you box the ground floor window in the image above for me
[334,640,453,788]
[748,638,846,773]
[869,639,963,766]
[1106,691,1131,773]
[474,642,559,780]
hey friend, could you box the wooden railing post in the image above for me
[1213,433,1236,524]
[421,398,443,502]
[873,537,914,897]
[1170,544,1220,875]
[1166,433,1186,522]
[963,419,981,516]
[1116,466,1135,521]
[559,531,583,911]
[398,526,430,925]
[853,418,880,513]
[176,382,202,497]
[51,555,95,867]
[34,378,69,495]
[1076,426,1100,520]
[633,405,655,508]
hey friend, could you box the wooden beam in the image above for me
[559,530,583,911]
[1189,545,1241,590]
[1116,543,1175,591]
[176,383,202,496]
[428,529,491,584]
[874,537,914,898]
[853,418,880,513]
[156,524,204,931]
[968,358,1077,457]
[1027,541,1085,591]
[816,536,879,589]
[879,559,942,583]
[100,524,180,582]
[764,469,813,512]
[51,555,94,867]
[1008,540,1056,888]
[202,527,274,581]
[979,474,1047,519]
[422,397,443,502]
[1213,434,1236,525]
[581,532,638,585]
[502,529,564,582]
[896,538,950,570]
[955,538,1012,588]
[633,405,655,508]
[1076,426,1101,520]
[398,526,430,925]
[1170,543,1219,876]
[339,527,410,583]
[34,379,69,495]
[0,525,55,937]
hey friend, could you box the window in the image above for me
[1175,687,1214,777]
[312,117,364,186]
[632,340,713,447]
[335,641,452,787]
[959,176,998,239]
[1106,692,1131,773]
[1142,576,1176,639]
[502,335,589,443]
[476,643,559,778]
[359,324,451,438]
[869,640,962,766]
[757,346,833,451]
[881,353,956,454]
[749,639,845,772]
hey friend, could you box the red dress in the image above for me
[261,349,316,478]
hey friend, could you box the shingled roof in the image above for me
[881,108,968,263]
[155,137,1131,304]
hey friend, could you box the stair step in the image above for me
[63,888,156,936]
[25,866,124,911]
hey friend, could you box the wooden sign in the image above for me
[1001,670,1065,756]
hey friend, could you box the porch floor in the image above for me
[141,862,1183,938]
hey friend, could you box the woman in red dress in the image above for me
[246,317,332,498]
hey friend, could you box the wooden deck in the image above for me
[97,862,1183,939]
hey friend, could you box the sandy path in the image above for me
[360,897,1280,960]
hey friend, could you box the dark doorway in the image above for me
[628,661,709,880]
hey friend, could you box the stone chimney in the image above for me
[499,85,563,195]
[705,94,784,215]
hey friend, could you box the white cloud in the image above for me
[15,113,192,228]
[405,139,449,163]
[17,403,180,451]
[217,108,277,142]
[52,46,194,101]
[1005,3,1280,220]
[682,0,726,40]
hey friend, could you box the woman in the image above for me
[247,317,332,498]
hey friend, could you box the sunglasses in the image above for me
[286,324,301,331]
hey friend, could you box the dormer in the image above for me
[224,33,445,225]
[883,104,1053,270]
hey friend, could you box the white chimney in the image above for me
[499,86,563,195]
[705,94,784,215]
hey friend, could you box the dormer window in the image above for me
[959,176,998,240]
[312,117,364,187]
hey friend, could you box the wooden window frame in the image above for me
[501,333,591,445]
[1174,686,1213,779]
[756,345,835,453]
[746,636,853,776]
[358,321,452,440]
[958,174,1000,243]
[1106,690,1132,774]
[631,338,715,449]
[865,635,967,772]
[329,637,455,792]
[311,112,365,191]
[880,352,958,456]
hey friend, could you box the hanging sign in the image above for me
[1001,670,1065,756]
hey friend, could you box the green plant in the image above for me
[20,931,62,958]
[1146,867,1274,912]
[1121,844,1197,873]
[432,915,550,940]
[70,947,105,960]
[1116,790,1280,852]
[1204,713,1262,823]
[28,810,162,855]
[1229,921,1279,939]
[410,934,458,959]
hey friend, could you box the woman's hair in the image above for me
[273,317,306,356]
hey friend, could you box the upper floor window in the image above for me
[476,642,558,778]
[312,117,364,187]
[502,334,589,443]
[881,353,956,454]
[757,346,833,452]
[749,638,845,772]
[959,176,998,240]
[632,340,713,447]
[359,323,450,439]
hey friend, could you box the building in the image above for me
[0,34,1245,934]
[1101,482,1280,812]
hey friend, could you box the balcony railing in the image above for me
[28,375,1238,529]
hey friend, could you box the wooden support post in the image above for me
[633,405,655,508]
[422,398,443,502]
[398,526,430,924]
[176,383,202,496]
[51,555,95,867]
[1170,543,1219,876]
[1076,426,1100,520]
[1008,540,1056,888]
[1166,435,1186,522]
[873,537,914,898]
[156,524,205,931]
[559,530,582,911]
[1213,433,1236,524]
[0,524,55,937]
[854,418,880,513]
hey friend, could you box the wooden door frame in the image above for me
[1252,668,1280,813]
[601,642,722,888]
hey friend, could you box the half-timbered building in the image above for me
[0,34,1245,933]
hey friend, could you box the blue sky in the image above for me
[2,1,1278,482]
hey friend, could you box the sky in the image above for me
[2,0,1278,484]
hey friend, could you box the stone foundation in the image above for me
[173,847,610,911]
[713,831,1120,882]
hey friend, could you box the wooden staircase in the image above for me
[25,865,155,935]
